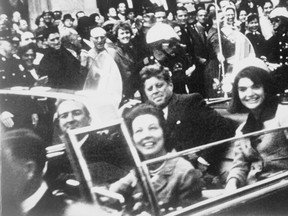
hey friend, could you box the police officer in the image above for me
[0,36,22,88]
[266,7,288,92]
[146,23,197,94]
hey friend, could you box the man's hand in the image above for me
[0,111,14,128]
[225,178,238,193]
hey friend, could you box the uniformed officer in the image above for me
[266,7,288,92]
[0,37,22,88]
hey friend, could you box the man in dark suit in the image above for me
[38,27,86,90]
[1,129,67,216]
[138,64,235,175]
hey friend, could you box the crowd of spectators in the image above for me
[0,0,287,102]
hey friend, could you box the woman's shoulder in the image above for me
[170,157,196,173]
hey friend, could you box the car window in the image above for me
[142,125,288,215]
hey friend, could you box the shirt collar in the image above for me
[66,48,78,59]
[241,96,278,134]
[21,181,48,214]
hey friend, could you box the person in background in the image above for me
[188,7,210,97]
[0,37,39,131]
[1,129,67,216]
[17,42,40,86]
[265,7,288,92]
[245,13,267,58]
[62,14,74,29]
[237,7,248,33]
[38,27,86,90]
[84,27,122,107]
[18,19,29,34]
[225,58,288,191]
[258,0,274,40]
[175,6,194,58]
[76,16,93,51]
[146,22,197,94]
[19,31,36,46]
[41,11,55,28]
[76,11,85,20]
[112,21,139,100]
[154,6,167,23]
[0,37,22,88]
[89,13,102,28]
[106,7,118,22]
[111,104,202,213]
[117,2,127,21]
[126,8,135,24]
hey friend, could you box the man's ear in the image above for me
[168,81,174,90]
[24,161,37,180]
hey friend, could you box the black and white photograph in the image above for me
[1,0,288,215]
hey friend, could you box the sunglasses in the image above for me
[270,17,280,23]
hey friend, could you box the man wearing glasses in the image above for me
[266,7,288,92]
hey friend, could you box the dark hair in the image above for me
[176,6,188,14]
[35,15,43,26]
[237,7,248,19]
[18,42,37,57]
[229,67,278,113]
[124,103,167,143]
[139,64,172,89]
[246,13,259,23]
[89,13,100,26]
[154,6,166,14]
[2,129,47,175]
[113,21,133,39]
[76,11,85,19]
[261,0,273,8]
[43,26,59,39]
[207,3,216,14]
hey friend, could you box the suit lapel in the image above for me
[167,94,181,134]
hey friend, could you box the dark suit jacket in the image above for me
[165,93,235,167]
[38,47,86,90]
[26,189,67,216]
[187,23,209,63]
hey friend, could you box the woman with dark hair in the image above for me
[110,103,202,212]
[112,21,139,100]
[225,58,288,191]
[89,13,102,28]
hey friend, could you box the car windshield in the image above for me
[2,90,288,216]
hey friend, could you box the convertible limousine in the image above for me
[1,88,288,216]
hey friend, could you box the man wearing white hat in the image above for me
[266,7,288,91]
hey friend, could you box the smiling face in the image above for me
[247,18,259,32]
[176,9,188,26]
[225,8,235,25]
[238,10,247,23]
[57,100,91,133]
[132,114,166,160]
[144,76,173,108]
[238,77,265,113]
[21,49,35,68]
[117,28,131,44]
[90,28,106,52]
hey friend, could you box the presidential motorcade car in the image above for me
[1,87,288,216]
